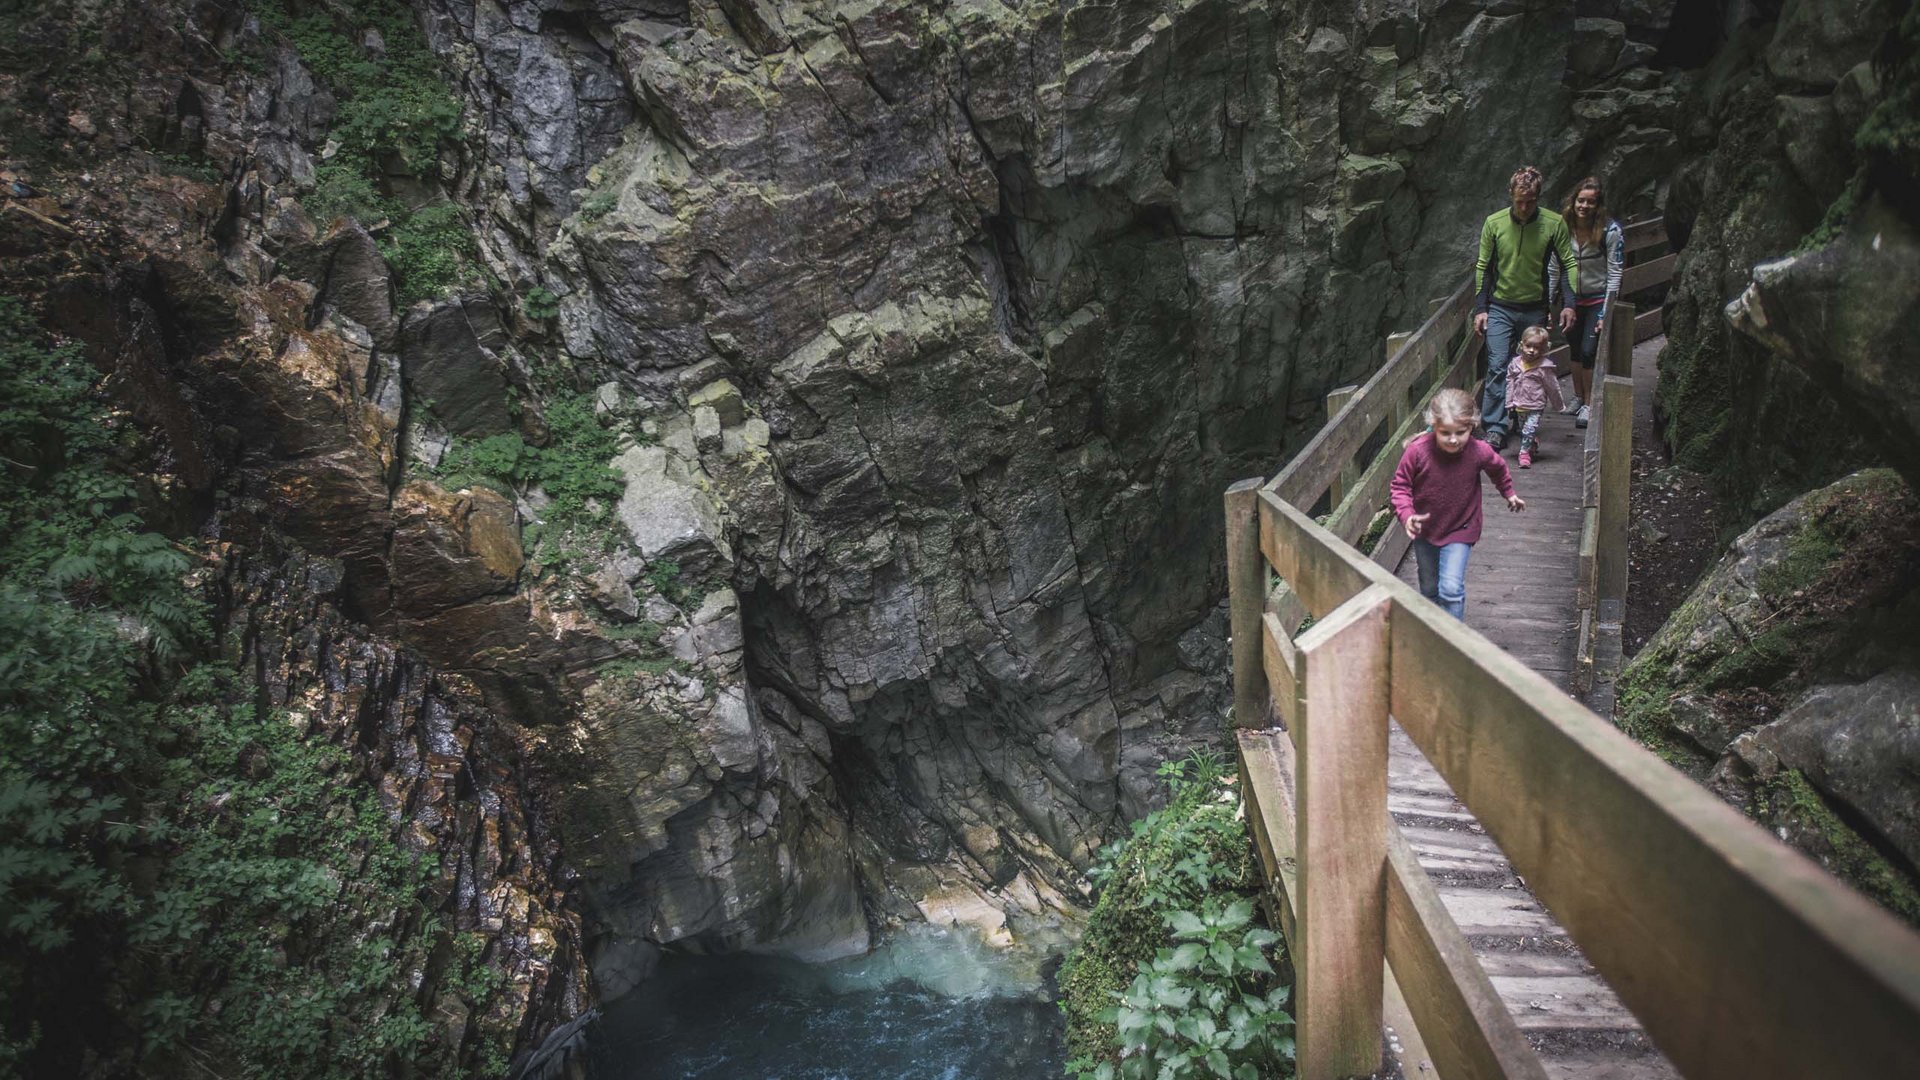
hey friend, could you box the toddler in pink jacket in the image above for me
[1505,325,1564,468]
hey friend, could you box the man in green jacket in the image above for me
[1473,165,1578,449]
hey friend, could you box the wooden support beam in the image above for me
[1326,385,1360,509]
[1608,302,1636,380]
[1596,374,1633,605]
[1261,611,1299,731]
[1388,592,1920,1080]
[1292,584,1392,1080]
[1225,478,1268,729]
[1386,823,1550,1080]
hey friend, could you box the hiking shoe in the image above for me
[1561,395,1583,415]
[1575,405,1590,428]
[1487,431,1507,450]
[1518,449,1532,468]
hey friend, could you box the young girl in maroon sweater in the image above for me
[1390,389,1525,619]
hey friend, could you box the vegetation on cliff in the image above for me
[254,0,474,302]
[0,299,514,1078]
[1058,752,1293,1080]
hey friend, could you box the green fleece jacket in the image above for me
[1473,206,1578,314]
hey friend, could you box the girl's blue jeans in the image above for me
[1413,539,1471,620]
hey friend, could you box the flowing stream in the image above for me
[584,925,1067,1079]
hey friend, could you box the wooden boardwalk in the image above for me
[1387,340,1677,1079]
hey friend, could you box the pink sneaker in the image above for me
[1518,449,1532,469]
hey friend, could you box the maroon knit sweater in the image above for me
[1389,434,1516,546]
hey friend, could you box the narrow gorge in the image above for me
[3,0,1916,1076]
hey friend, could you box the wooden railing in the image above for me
[1224,220,1920,1078]
[1572,218,1675,693]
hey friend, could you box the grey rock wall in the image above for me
[416,0,1669,974]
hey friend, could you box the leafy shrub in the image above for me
[578,189,618,221]
[523,286,561,321]
[0,297,511,1077]
[1059,751,1292,1080]
[380,202,476,304]
[260,0,473,301]
[438,394,623,531]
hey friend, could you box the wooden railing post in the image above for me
[1292,583,1391,1078]
[1608,301,1635,380]
[1225,478,1268,728]
[1596,373,1634,611]
[1325,385,1359,508]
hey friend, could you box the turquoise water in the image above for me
[584,926,1066,1080]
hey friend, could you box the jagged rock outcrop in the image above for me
[1613,469,1920,922]
[1656,0,1907,516]
[214,543,592,1067]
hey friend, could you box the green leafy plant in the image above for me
[522,286,561,321]
[0,296,514,1077]
[1059,749,1283,1078]
[578,189,618,221]
[260,0,474,301]
[1075,897,1293,1080]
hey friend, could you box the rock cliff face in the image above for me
[407,0,1692,980]
[1656,0,1909,519]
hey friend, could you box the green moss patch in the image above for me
[1758,770,1920,926]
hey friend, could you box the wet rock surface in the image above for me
[214,543,592,1067]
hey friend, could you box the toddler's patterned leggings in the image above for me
[1514,409,1542,450]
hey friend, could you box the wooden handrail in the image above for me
[1224,219,1920,1077]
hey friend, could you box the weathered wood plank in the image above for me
[1261,611,1299,731]
[1259,489,1397,618]
[1619,253,1676,296]
[1293,585,1393,1079]
[1386,824,1551,1080]
[1225,478,1268,729]
[1633,304,1663,342]
[1327,384,1360,508]
[1623,218,1667,253]
[1387,591,1920,1080]
[1238,728,1299,944]
[1608,302,1636,381]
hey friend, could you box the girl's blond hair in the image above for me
[1519,324,1550,347]
[1426,388,1477,428]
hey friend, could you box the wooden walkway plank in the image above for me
[1389,354,1681,1080]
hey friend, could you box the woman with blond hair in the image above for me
[1560,177,1624,428]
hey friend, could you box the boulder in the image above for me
[1766,0,1899,90]
[1569,18,1628,83]
[297,221,399,350]
[1743,669,1920,870]
[612,444,729,568]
